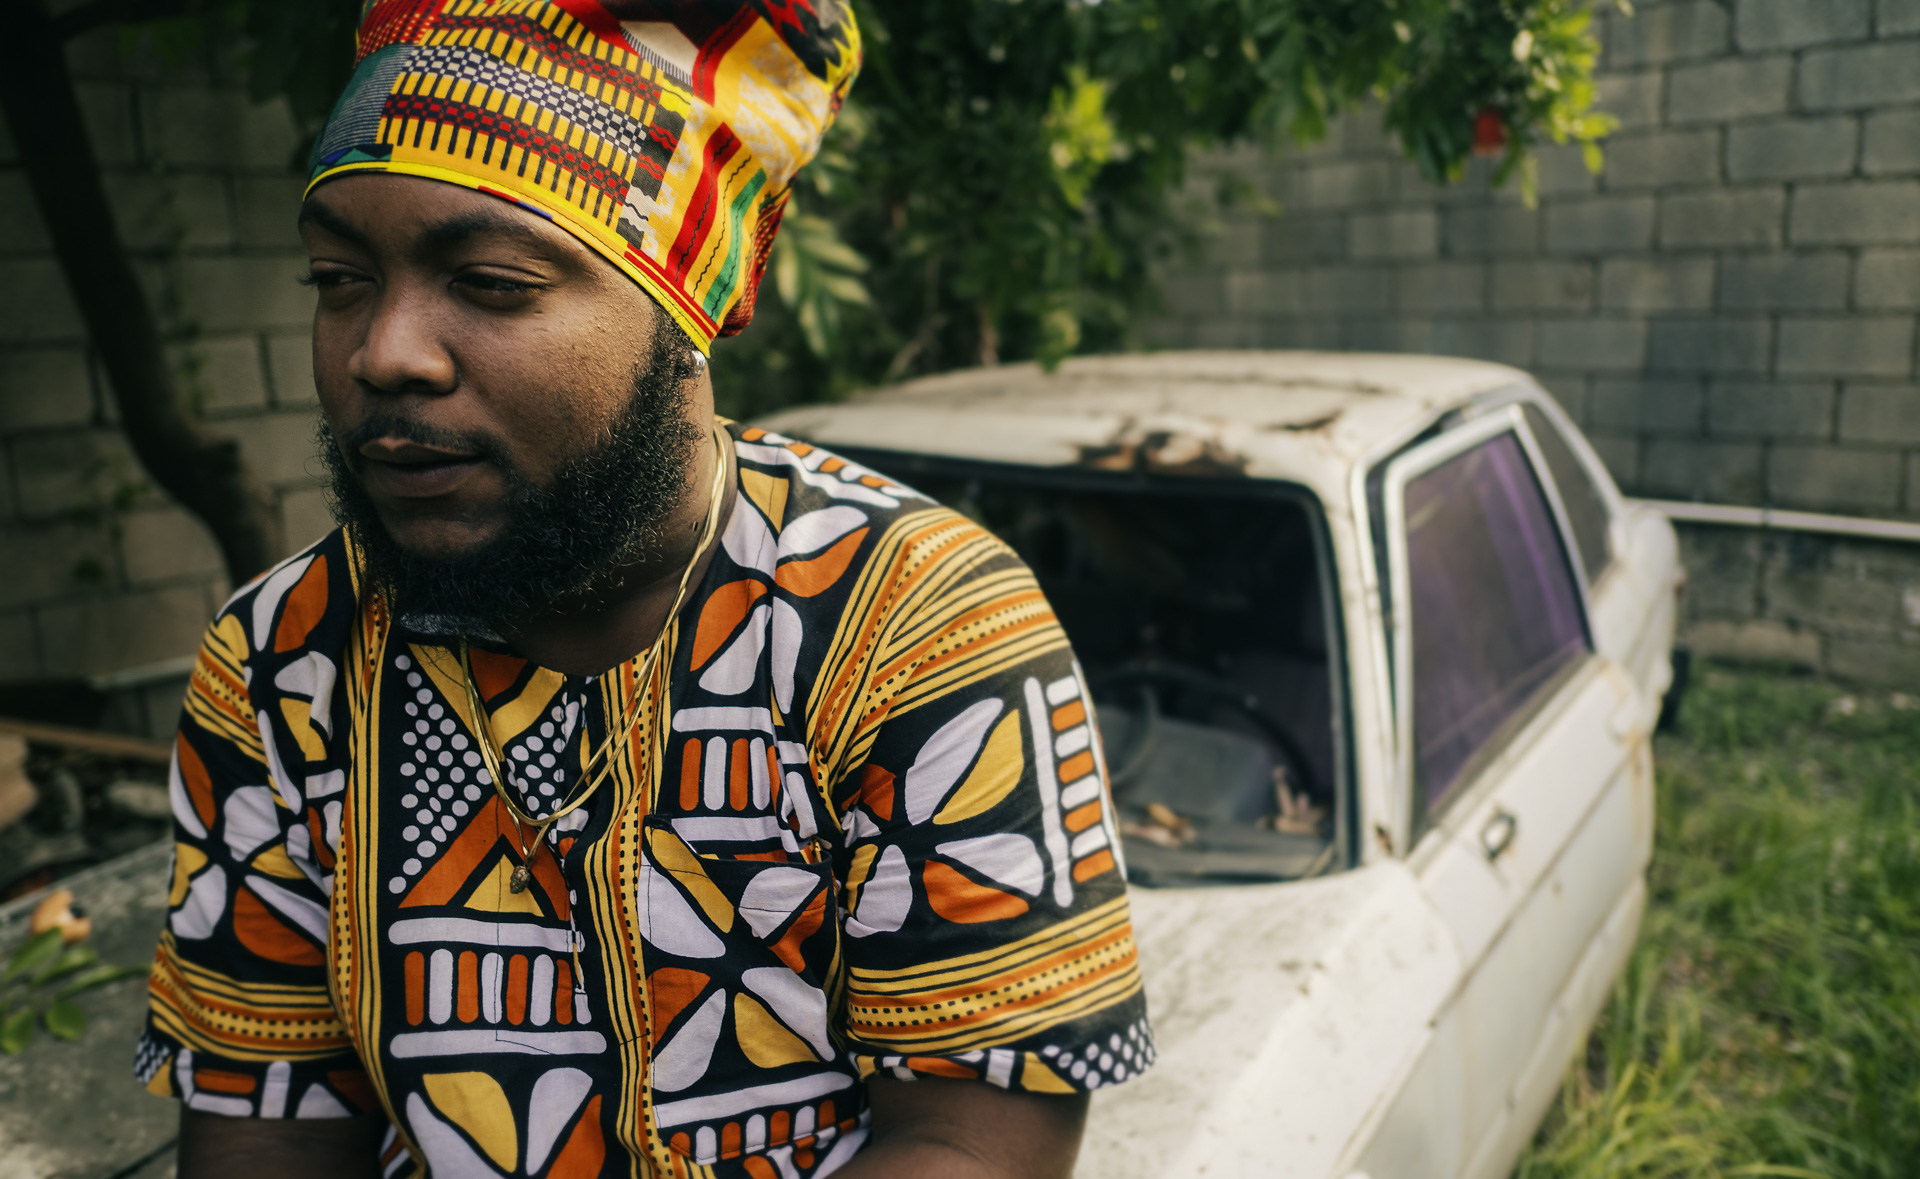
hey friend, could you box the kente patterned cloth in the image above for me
[137,425,1154,1179]
[306,0,860,352]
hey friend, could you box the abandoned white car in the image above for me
[758,352,1683,1179]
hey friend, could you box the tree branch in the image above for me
[1,0,282,583]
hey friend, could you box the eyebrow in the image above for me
[297,199,367,245]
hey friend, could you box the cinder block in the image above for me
[231,175,308,250]
[1910,453,1920,512]
[1735,0,1869,48]
[266,331,318,407]
[1342,318,1434,354]
[1643,438,1765,502]
[1659,188,1786,248]
[1606,1,1730,66]
[1296,160,1394,209]
[210,410,324,487]
[1726,117,1859,181]
[1253,317,1340,351]
[1883,0,1920,35]
[1855,249,1920,308]
[1395,263,1487,313]
[1494,260,1597,312]
[1825,639,1920,689]
[1536,144,1601,197]
[1777,317,1915,376]
[1431,318,1536,367]
[1200,217,1267,270]
[1707,381,1836,438]
[178,256,317,333]
[1594,71,1664,130]
[36,584,214,676]
[120,506,223,586]
[1161,273,1227,318]
[105,171,232,251]
[0,522,118,611]
[1545,196,1656,254]
[0,347,92,430]
[279,486,337,554]
[1667,56,1794,124]
[1837,384,1920,444]
[1769,444,1903,510]
[1671,526,1765,617]
[1583,429,1639,485]
[1718,253,1851,309]
[169,335,268,414]
[1224,270,1306,316]
[0,259,84,342]
[1648,317,1773,372]
[1791,181,1920,245]
[1536,318,1648,371]
[1683,619,1822,669]
[0,609,38,680]
[0,170,50,252]
[1601,129,1722,189]
[1262,213,1351,264]
[140,88,300,170]
[1599,258,1716,311]
[1799,42,1920,110]
[1532,372,1591,422]
[74,84,138,169]
[9,427,148,518]
[1349,210,1439,260]
[1862,109,1920,175]
[1307,266,1392,313]
[1591,377,1706,432]
[1443,205,1539,256]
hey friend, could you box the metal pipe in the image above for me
[1636,498,1920,545]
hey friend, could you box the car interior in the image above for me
[851,455,1348,886]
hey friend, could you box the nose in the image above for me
[349,285,458,397]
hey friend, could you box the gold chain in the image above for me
[460,418,732,893]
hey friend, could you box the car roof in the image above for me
[752,350,1537,504]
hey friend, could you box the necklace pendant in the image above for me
[509,865,533,894]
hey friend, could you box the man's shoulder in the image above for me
[204,528,365,683]
[729,424,1015,593]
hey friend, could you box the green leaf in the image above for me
[4,930,63,984]
[55,964,146,1000]
[30,946,98,989]
[0,1007,33,1054]
[42,1000,85,1042]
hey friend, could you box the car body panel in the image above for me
[755,351,1680,1178]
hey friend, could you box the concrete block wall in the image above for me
[1151,0,1920,686]
[0,32,327,692]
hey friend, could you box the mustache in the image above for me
[339,413,514,469]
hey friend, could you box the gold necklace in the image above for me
[460,419,732,893]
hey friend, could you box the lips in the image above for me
[357,437,486,499]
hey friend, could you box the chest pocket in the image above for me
[637,820,859,1167]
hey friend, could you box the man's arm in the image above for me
[832,1078,1090,1179]
[178,1109,388,1179]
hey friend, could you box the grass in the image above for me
[1514,665,1920,1179]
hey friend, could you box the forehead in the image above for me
[300,173,594,260]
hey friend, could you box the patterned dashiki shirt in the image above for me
[138,422,1154,1179]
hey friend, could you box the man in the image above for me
[137,3,1152,1178]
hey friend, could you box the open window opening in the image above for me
[849,454,1348,887]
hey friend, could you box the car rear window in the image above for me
[1521,403,1612,583]
[1406,430,1589,817]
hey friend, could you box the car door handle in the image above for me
[1481,810,1518,861]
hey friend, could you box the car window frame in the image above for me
[1478,388,1632,591]
[1378,405,1597,843]
[815,445,1363,878]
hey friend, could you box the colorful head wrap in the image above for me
[306,1,860,352]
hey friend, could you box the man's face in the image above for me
[300,174,704,624]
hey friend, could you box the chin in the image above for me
[379,513,504,563]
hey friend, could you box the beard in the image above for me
[318,324,706,634]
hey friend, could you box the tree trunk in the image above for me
[0,0,282,585]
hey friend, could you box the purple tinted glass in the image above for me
[1405,431,1588,813]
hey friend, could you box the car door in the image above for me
[1346,407,1643,1178]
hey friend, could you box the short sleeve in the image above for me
[137,541,379,1118]
[828,523,1154,1095]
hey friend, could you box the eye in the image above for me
[456,272,538,297]
[299,267,366,290]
